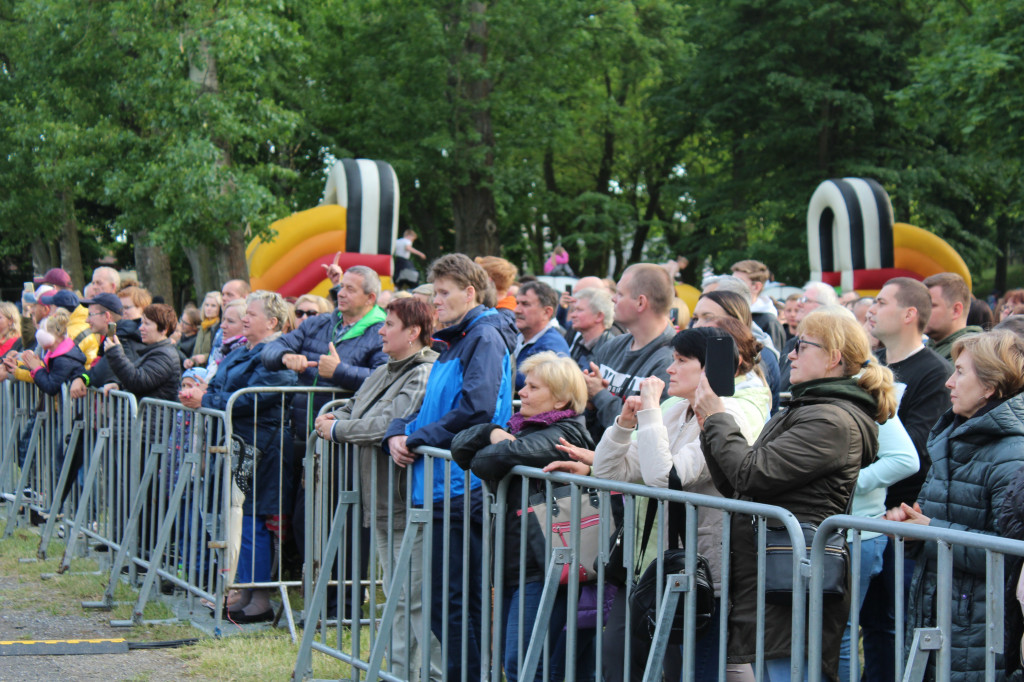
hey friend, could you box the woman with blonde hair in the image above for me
[892,330,1024,679]
[451,351,592,682]
[293,294,332,327]
[695,305,896,681]
[186,291,222,368]
[0,302,22,357]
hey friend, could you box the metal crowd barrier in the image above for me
[808,514,1024,682]
[221,385,344,641]
[1,381,73,539]
[294,446,811,682]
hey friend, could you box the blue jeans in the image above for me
[430,489,484,681]
[237,514,272,584]
[860,536,915,682]
[502,581,568,682]
[838,533,887,681]
[687,596,726,682]
[765,657,810,682]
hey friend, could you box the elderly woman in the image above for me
[550,323,770,682]
[293,294,332,327]
[313,297,439,679]
[451,351,592,682]
[103,303,181,401]
[889,330,1024,680]
[695,306,897,681]
[180,291,297,623]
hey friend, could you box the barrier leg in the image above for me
[117,452,197,626]
[901,628,941,682]
[641,574,687,682]
[85,445,159,615]
[294,490,358,681]
[517,547,572,682]
[38,422,83,559]
[2,417,41,538]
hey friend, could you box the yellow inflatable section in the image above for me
[674,283,701,317]
[248,205,346,278]
[893,222,972,290]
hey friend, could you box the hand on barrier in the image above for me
[69,377,87,399]
[543,459,590,476]
[388,435,416,468]
[555,437,595,466]
[318,343,341,379]
[179,385,205,409]
[489,427,516,444]
[314,413,336,440]
[101,382,119,397]
[282,353,315,373]
[692,371,725,429]
[886,501,930,529]
[321,251,344,286]
[583,362,609,399]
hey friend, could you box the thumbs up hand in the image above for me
[318,342,342,379]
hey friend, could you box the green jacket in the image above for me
[928,325,983,362]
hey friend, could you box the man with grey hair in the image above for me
[567,287,615,370]
[778,281,840,387]
[90,266,121,295]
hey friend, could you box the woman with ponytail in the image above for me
[694,305,896,682]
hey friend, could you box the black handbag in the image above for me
[627,468,715,644]
[229,434,262,498]
[763,522,849,605]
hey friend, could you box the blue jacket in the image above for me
[261,307,387,435]
[30,339,86,396]
[384,305,517,504]
[203,338,298,516]
[515,325,571,390]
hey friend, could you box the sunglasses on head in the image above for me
[794,337,826,354]
[294,309,319,318]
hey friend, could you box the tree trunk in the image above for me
[133,231,174,302]
[58,190,85,291]
[30,242,58,279]
[183,245,228,303]
[995,214,1009,295]
[451,1,499,257]
[187,36,248,285]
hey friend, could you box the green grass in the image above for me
[0,518,369,678]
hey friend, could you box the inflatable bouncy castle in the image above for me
[247,159,399,298]
[807,177,971,295]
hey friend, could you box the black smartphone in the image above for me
[705,336,736,397]
[565,284,573,295]
[669,307,679,324]
[107,323,117,338]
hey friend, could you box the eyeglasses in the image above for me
[798,296,819,305]
[87,311,106,318]
[794,337,826,354]
[294,310,319,318]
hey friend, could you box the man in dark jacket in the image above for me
[262,265,388,594]
[68,293,147,398]
[584,263,675,442]
[862,277,953,682]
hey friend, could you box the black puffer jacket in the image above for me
[999,462,1024,676]
[105,338,181,402]
[451,413,593,584]
[910,394,1024,681]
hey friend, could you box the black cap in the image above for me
[80,292,124,316]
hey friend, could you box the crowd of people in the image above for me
[3,255,1024,681]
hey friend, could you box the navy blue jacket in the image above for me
[203,339,298,516]
[30,339,86,396]
[261,307,387,436]
[384,306,517,504]
[515,325,571,391]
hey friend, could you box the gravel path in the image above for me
[0,575,194,681]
